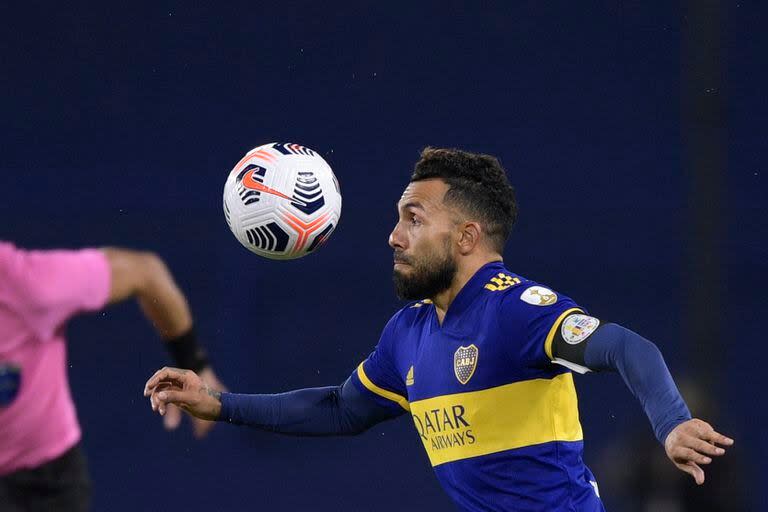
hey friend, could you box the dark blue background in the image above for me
[1,2,763,511]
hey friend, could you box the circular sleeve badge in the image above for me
[561,314,600,344]
[520,286,558,306]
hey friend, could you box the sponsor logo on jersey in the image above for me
[561,314,600,344]
[454,345,478,385]
[412,404,476,452]
[520,286,558,306]
[409,374,582,466]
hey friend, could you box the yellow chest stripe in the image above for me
[409,373,583,466]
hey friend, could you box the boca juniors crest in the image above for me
[454,345,478,385]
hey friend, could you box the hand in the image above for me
[664,418,734,485]
[144,367,223,424]
[159,367,226,438]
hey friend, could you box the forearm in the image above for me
[218,378,396,436]
[584,323,692,444]
[103,248,192,338]
[135,255,192,338]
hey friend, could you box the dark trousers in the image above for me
[0,443,91,512]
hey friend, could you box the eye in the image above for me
[410,215,422,226]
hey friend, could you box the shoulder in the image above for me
[494,274,579,319]
[473,268,572,319]
[0,242,18,293]
[0,242,31,291]
[0,241,17,271]
[0,241,22,266]
[0,244,109,303]
[502,282,567,307]
[472,267,571,306]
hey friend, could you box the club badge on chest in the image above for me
[454,345,478,385]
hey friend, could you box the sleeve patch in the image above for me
[561,315,601,345]
[484,273,522,291]
[520,286,558,306]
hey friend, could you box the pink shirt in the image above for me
[0,242,110,475]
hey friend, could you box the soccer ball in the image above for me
[223,143,341,260]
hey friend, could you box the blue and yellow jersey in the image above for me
[350,262,604,512]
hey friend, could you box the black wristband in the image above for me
[165,327,209,373]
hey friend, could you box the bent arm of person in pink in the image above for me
[0,243,224,442]
[4,244,111,340]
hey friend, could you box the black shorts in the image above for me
[0,443,91,512]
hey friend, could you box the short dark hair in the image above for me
[410,147,518,252]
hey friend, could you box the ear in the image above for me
[456,222,482,255]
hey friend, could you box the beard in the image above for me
[393,237,457,300]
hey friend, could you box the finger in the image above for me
[152,391,167,415]
[146,381,186,404]
[686,437,727,457]
[150,383,177,411]
[144,367,188,395]
[686,461,705,485]
[192,418,215,439]
[704,429,734,447]
[156,389,190,407]
[151,390,174,416]
[687,420,734,447]
[672,446,712,466]
[163,404,183,430]
[676,461,697,482]
[151,391,163,413]
[155,381,180,393]
[145,367,173,395]
[151,382,179,411]
[676,460,705,485]
[146,376,187,396]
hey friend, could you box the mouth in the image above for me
[393,253,410,266]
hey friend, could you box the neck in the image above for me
[432,254,502,324]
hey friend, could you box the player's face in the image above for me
[389,179,459,300]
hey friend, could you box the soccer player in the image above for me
[144,148,733,511]
[0,244,224,511]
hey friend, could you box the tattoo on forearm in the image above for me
[205,387,221,402]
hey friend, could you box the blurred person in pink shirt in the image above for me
[0,242,224,511]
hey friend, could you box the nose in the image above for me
[389,221,406,250]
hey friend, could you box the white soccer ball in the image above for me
[223,143,341,260]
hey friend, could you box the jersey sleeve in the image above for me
[499,283,584,368]
[6,246,112,340]
[348,313,410,414]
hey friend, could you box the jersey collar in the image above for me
[438,261,507,328]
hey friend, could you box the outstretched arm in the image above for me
[550,319,734,485]
[144,367,402,436]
